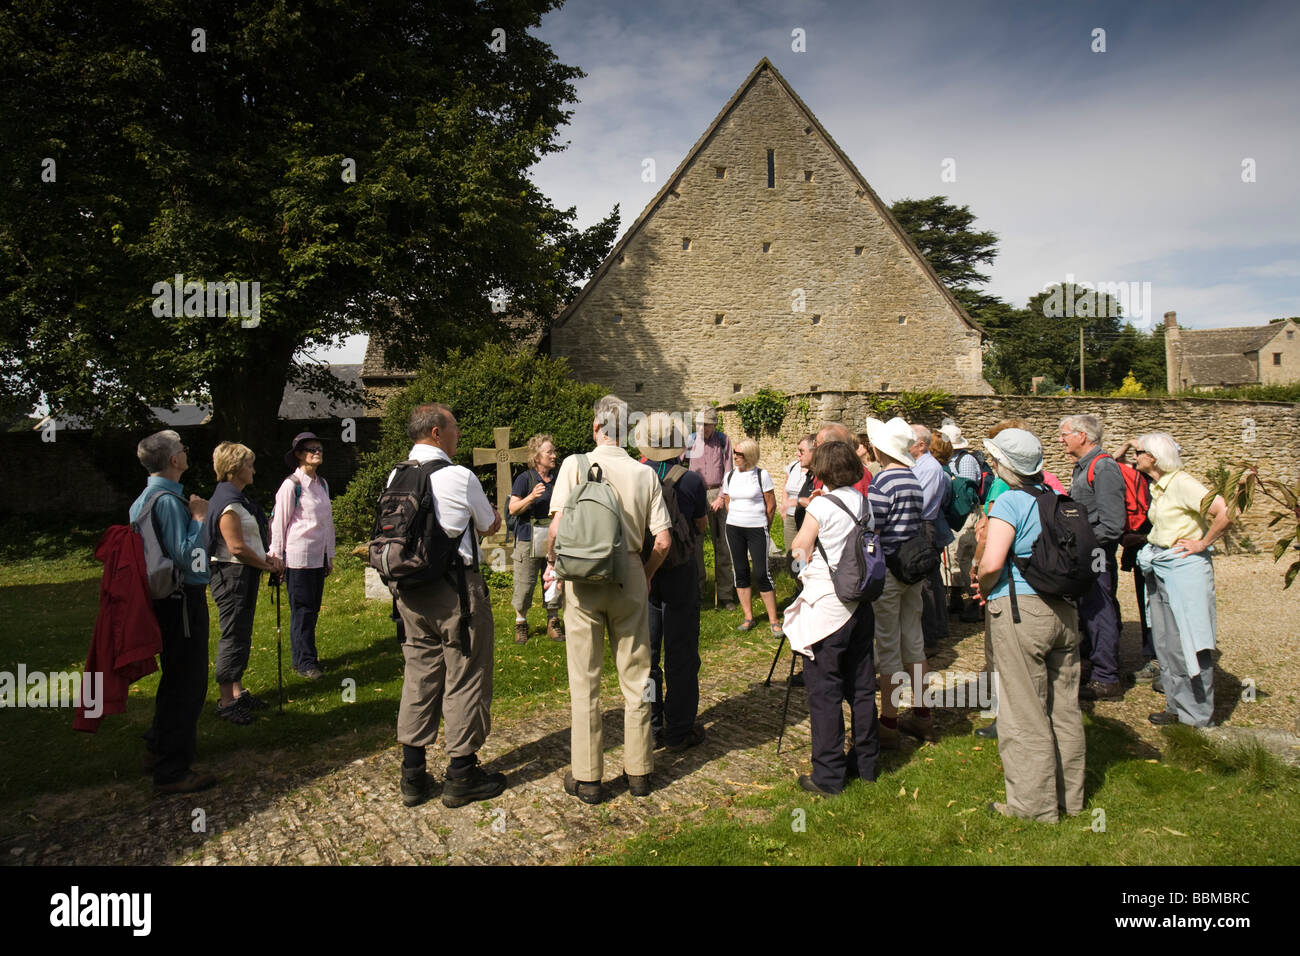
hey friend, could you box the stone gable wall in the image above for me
[728,392,1300,547]
[552,68,989,411]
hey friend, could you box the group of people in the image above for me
[128,399,1232,824]
[127,430,336,792]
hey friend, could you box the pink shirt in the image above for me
[269,469,336,569]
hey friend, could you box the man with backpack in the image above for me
[543,395,672,805]
[130,430,215,794]
[1059,414,1127,701]
[636,413,709,753]
[381,403,506,809]
[942,422,988,623]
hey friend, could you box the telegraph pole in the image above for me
[1080,326,1086,393]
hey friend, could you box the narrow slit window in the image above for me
[854,246,864,256]
[762,241,771,253]
[897,315,907,325]
[715,166,726,179]
[811,314,821,325]
[733,383,742,393]
[767,149,774,188]
[804,170,814,182]
[634,383,643,393]
[682,238,691,251]
[612,313,622,324]
[714,313,724,325]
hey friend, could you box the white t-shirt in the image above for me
[805,487,868,576]
[388,444,496,565]
[784,459,807,517]
[212,502,263,564]
[723,467,774,528]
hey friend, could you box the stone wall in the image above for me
[551,63,989,412]
[728,392,1300,547]
[2,417,381,517]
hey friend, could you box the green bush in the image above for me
[1191,383,1300,403]
[333,344,605,541]
[735,388,788,437]
[866,388,954,420]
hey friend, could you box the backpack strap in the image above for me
[813,492,871,572]
[664,464,687,489]
[1086,451,1113,488]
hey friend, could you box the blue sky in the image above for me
[322,0,1299,363]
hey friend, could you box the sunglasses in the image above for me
[301,446,323,454]
[1134,449,1148,457]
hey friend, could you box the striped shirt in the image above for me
[868,466,925,555]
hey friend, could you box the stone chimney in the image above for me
[1164,311,1179,393]
[1163,311,1177,329]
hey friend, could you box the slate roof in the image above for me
[1175,323,1285,387]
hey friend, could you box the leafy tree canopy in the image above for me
[0,0,617,460]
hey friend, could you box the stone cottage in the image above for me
[1164,311,1300,392]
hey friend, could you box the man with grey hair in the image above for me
[130,430,214,793]
[909,424,953,654]
[546,395,672,804]
[1058,414,1126,700]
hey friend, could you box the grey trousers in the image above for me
[986,592,1085,823]
[511,541,561,618]
[1146,570,1215,727]
[395,570,495,756]
[210,561,261,685]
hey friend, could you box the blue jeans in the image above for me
[286,566,326,672]
[1078,543,1121,684]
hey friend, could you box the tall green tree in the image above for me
[0,0,617,458]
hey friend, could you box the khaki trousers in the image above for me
[565,550,653,781]
[395,569,495,757]
[986,592,1085,823]
[697,488,736,606]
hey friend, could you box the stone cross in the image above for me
[473,426,531,537]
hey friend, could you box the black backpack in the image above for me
[814,494,886,603]
[642,464,695,570]
[369,459,467,591]
[886,532,939,585]
[1007,485,1101,623]
[954,449,996,503]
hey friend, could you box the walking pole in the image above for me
[275,573,283,714]
[764,633,787,687]
[776,649,798,755]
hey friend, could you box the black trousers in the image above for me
[145,584,210,785]
[285,565,326,672]
[919,520,949,649]
[649,559,702,743]
[726,524,773,592]
[805,601,879,792]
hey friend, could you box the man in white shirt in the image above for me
[390,402,506,809]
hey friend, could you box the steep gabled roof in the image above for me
[553,57,984,336]
[1175,320,1294,386]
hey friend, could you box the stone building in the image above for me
[1164,311,1300,392]
[549,57,990,410]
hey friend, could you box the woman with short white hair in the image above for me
[1132,432,1232,728]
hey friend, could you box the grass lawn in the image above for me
[2,516,1297,865]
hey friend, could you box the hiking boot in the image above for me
[298,666,324,681]
[975,719,998,740]
[666,723,707,753]
[442,762,507,808]
[898,711,935,741]
[239,690,270,710]
[216,696,254,725]
[1080,680,1124,701]
[1152,674,1164,695]
[514,621,529,645]
[564,771,605,805]
[798,774,842,796]
[1148,711,1178,726]
[1132,660,1161,684]
[878,723,901,750]
[155,771,217,795]
[400,767,438,807]
[623,771,653,797]
[547,617,565,641]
